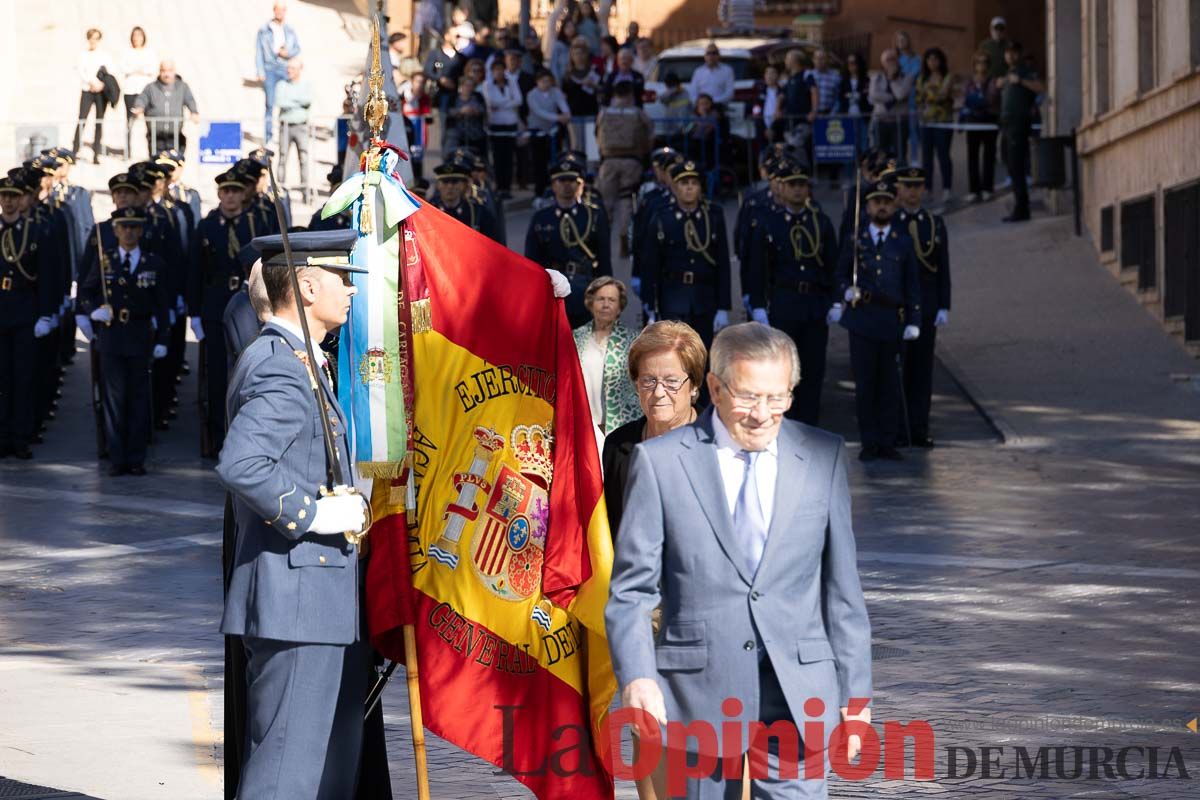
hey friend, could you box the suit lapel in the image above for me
[680,410,754,587]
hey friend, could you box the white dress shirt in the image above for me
[869,223,891,246]
[712,410,777,527]
[78,47,112,91]
[118,246,141,273]
[266,315,328,366]
[689,62,735,105]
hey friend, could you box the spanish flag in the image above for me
[365,201,617,799]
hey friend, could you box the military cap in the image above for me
[108,172,141,193]
[247,148,275,167]
[773,158,809,183]
[234,158,266,180]
[26,155,58,176]
[137,161,169,181]
[111,206,147,226]
[549,154,585,180]
[6,167,39,192]
[433,159,471,180]
[893,165,925,184]
[251,230,367,272]
[0,176,24,196]
[215,169,248,189]
[126,162,156,189]
[651,147,680,168]
[155,148,185,168]
[669,159,702,182]
[42,147,77,165]
[865,178,897,201]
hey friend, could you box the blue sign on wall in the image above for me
[199,122,242,165]
[813,117,857,163]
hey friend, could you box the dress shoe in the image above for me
[108,464,128,477]
[879,446,905,461]
[128,464,147,476]
[13,446,33,460]
[910,435,935,448]
[858,444,879,462]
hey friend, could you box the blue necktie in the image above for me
[733,450,767,577]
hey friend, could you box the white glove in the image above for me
[306,490,368,535]
[903,324,920,341]
[34,317,52,338]
[190,317,205,341]
[844,287,858,304]
[75,314,94,342]
[153,344,168,360]
[644,308,657,324]
[169,309,177,325]
[546,269,571,299]
[175,295,186,315]
[90,306,114,324]
[742,293,752,315]
[49,314,60,329]
[826,303,843,324]
[713,309,730,333]
[750,307,769,325]
[935,309,949,327]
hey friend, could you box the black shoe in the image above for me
[1002,212,1030,223]
[108,464,128,476]
[128,464,147,476]
[13,446,33,460]
[879,446,905,461]
[858,444,879,462]
[911,435,935,448]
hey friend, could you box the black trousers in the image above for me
[123,94,140,156]
[771,316,828,426]
[0,324,36,449]
[529,132,554,196]
[34,330,59,428]
[147,125,186,158]
[903,322,937,440]
[73,91,106,155]
[967,129,997,194]
[1006,125,1031,215]
[848,331,901,449]
[488,125,517,192]
[100,349,152,467]
[200,331,228,455]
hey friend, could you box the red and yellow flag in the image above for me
[366,203,616,798]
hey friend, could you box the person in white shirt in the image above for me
[632,38,657,79]
[689,43,736,106]
[120,26,157,158]
[483,59,522,195]
[74,28,113,162]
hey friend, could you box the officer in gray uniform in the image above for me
[219,228,372,799]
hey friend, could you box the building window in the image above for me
[1094,0,1110,114]
[1163,184,1200,340]
[1121,196,1157,290]
[1100,205,1114,252]
[1137,0,1155,93]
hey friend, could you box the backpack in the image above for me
[597,106,649,157]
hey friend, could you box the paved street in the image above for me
[2,186,1199,799]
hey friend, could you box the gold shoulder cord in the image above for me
[1,223,35,280]
[790,212,821,264]
[908,218,938,273]
[684,205,716,266]
[560,205,596,260]
[226,217,241,261]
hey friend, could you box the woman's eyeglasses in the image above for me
[637,375,691,394]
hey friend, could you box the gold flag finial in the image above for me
[364,12,387,140]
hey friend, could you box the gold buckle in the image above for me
[0,276,10,291]
[681,271,695,285]
[118,308,130,323]
[228,275,241,291]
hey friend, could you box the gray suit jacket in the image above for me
[217,322,360,646]
[605,408,871,751]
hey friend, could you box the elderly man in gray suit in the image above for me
[218,229,372,799]
[607,322,872,799]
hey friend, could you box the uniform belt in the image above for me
[667,270,713,286]
[775,280,825,295]
[857,289,902,309]
[205,274,242,291]
[554,262,595,279]
[116,309,152,322]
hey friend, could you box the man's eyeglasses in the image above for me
[636,375,691,394]
[717,378,792,412]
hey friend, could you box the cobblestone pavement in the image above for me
[2,201,1198,799]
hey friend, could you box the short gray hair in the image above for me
[709,323,801,387]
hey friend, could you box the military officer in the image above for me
[839,147,892,245]
[429,156,502,243]
[155,149,199,391]
[0,175,58,458]
[189,169,259,457]
[745,158,839,425]
[637,158,732,352]
[461,148,507,245]
[42,147,95,261]
[156,148,201,229]
[893,166,951,448]
[218,229,370,800]
[241,148,291,233]
[75,207,170,475]
[831,176,921,461]
[524,153,612,328]
[630,147,680,292]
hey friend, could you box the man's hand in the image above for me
[90,306,113,324]
[644,308,657,324]
[546,269,571,298]
[826,303,843,324]
[902,324,920,341]
[34,317,52,338]
[189,317,205,341]
[75,315,94,342]
[934,309,949,327]
[840,705,872,762]
[153,344,168,360]
[751,307,769,325]
[621,678,667,735]
[307,490,368,535]
[713,309,730,332]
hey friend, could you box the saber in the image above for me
[848,167,863,306]
[96,225,113,324]
[264,159,371,545]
